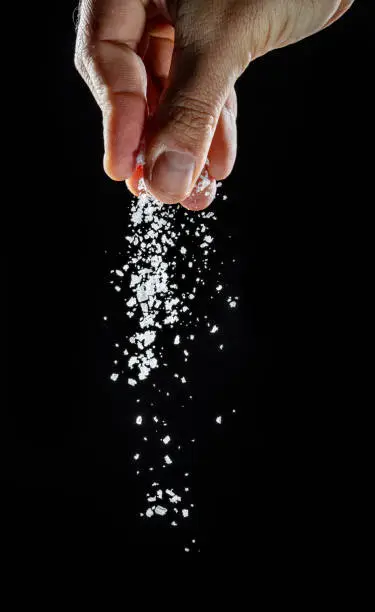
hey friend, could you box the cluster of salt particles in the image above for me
[104,144,240,552]
[134,414,194,528]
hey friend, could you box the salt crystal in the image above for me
[128,356,138,369]
[164,455,172,465]
[155,505,168,516]
[146,508,154,518]
[162,435,171,445]
[173,335,180,345]
[128,378,137,386]
[216,416,222,424]
[110,373,119,382]
[182,509,189,518]
[136,416,142,425]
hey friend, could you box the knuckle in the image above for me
[165,95,217,141]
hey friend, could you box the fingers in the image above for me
[142,3,250,205]
[207,87,238,181]
[125,161,217,211]
[75,0,148,181]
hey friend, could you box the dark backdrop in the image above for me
[1,1,372,564]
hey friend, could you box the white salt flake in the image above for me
[162,435,171,445]
[110,373,119,382]
[164,455,172,465]
[155,505,168,516]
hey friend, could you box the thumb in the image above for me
[143,18,249,204]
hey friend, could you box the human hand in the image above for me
[75,0,355,210]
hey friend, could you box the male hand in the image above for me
[75,0,355,210]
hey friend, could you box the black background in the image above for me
[1,0,372,565]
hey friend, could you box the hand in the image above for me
[75,0,355,210]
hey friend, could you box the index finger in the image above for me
[75,0,149,180]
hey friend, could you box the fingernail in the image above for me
[151,150,195,198]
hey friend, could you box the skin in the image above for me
[75,0,355,211]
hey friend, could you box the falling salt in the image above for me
[106,145,240,544]
[155,505,168,516]
[216,416,222,424]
